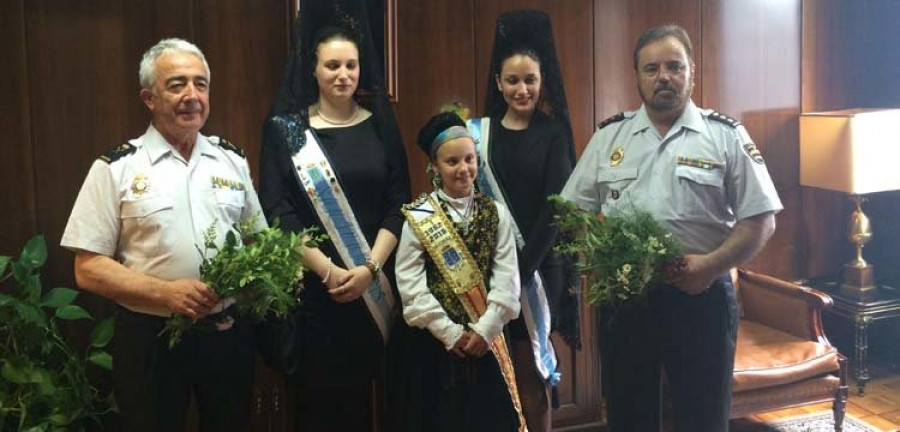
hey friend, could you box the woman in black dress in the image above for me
[467,10,581,431]
[258,1,410,430]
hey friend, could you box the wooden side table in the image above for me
[803,276,900,396]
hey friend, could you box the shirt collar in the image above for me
[632,100,705,137]
[143,124,216,164]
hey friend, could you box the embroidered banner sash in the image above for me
[468,117,560,385]
[291,128,395,342]
[403,194,527,432]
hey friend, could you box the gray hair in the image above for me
[139,38,210,90]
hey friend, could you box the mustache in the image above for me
[177,102,202,113]
[654,84,676,94]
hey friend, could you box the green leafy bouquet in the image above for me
[162,215,322,347]
[551,196,683,308]
[1,236,115,431]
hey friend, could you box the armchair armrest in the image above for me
[737,268,833,344]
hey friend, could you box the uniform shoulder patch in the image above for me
[98,143,136,164]
[597,112,626,130]
[743,142,765,165]
[218,138,246,158]
[708,111,741,128]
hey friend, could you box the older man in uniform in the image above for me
[61,38,265,431]
[561,25,782,431]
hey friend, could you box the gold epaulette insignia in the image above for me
[708,111,741,128]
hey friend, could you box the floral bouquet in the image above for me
[162,215,323,347]
[550,196,683,309]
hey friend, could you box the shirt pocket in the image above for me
[120,196,176,257]
[215,189,246,226]
[673,165,726,218]
[596,168,638,207]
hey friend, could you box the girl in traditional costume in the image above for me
[466,10,581,431]
[258,0,410,430]
[394,112,526,432]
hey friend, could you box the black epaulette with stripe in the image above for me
[98,143,136,164]
[597,112,626,130]
[219,138,245,158]
[708,111,741,128]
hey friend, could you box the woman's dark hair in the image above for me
[267,0,400,151]
[483,10,574,162]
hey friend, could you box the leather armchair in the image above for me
[731,268,849,431]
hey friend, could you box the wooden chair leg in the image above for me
[833,355,849,432]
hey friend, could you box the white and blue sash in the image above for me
[468,117,560,385]
[291,129,395,342]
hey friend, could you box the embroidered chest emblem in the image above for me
[130,174,150,196]
[210,176,246,191]
[442,247,462,269]
[610,147,625,167]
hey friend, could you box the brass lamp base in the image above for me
[841,263,876,296]
[840,195,877,297]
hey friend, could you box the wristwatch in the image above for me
[364,257,381,278]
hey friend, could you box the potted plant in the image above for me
[0,235,114,431]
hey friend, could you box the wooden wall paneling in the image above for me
[800,0,855,112]
[592,0,702,156]
[0,0,37,258]
[858,1,900,108]
[394,0,477,196]
[193,0,292,185]
[701,0,801,278]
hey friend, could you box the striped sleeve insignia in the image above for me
[218,138,245,158]
[99,143,136,164]
[597,112,626,130]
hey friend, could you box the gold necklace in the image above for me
[315,104,358,125]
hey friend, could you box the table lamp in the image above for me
[800,108,900,296]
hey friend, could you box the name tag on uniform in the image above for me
[676,156,725,171]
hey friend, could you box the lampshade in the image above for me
[799,108,900,194]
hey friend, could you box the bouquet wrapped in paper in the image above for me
[551,196,682,308]
[163,215,322,347]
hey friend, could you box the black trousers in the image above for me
[112,307,254,432]
[600,276,738,432]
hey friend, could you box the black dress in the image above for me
[489,111,575,341]
[258,114,410,429]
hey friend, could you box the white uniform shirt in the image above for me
[61,124,267,316]
[561,101,783,254]
[395,189,521,350]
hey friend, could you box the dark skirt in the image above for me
[392,327,520,432]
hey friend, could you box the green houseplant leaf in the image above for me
[90,317,115,348]
[0,255,10,276]
[41,287,79,308]
[1,234,114,430]
[19,234,47,270]
[55,305,92,320]
[88,351,113,371]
